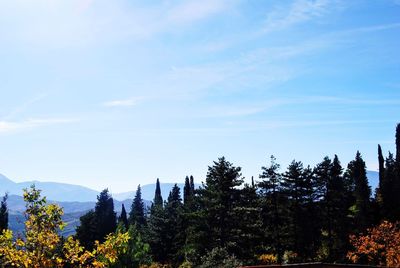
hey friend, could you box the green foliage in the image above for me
[130,184,146,231]
[198,247,242,268]
[111,224,152,268]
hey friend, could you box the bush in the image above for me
[198,247,242,268]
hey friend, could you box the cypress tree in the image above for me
[129,185,146,230]
[118,204,128,229]
[147,181,168,263]
[183,176,191,205]
[154,178,163,208]
[0,193,8,232]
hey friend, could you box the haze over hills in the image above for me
[1,172,379,203]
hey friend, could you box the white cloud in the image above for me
[262,0,338,33]
[0,118,78,134]
[0,0,237,48]
[103,98,142,107]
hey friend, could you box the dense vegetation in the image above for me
[1,123,400,267]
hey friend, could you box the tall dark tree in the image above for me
[76,188,117,249]
[183,176,191,205]
[231,179,262,263]
[95,189,117,243]
[154,178,163,207]
[75,210,97,250]
[347,151,371,233]
[258,155,286,262]
[129,185,146,231]
[281,160,319,261]
[118,204,128,229]
[146,178,170,263]
[396,123,400,164]
[164,184,185,266]
[0,193,8,232]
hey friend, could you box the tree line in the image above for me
[1,123,400,268]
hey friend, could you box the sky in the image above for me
[0,0,399,193]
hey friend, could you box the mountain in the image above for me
[0,173,99,202]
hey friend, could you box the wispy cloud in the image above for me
[0,118,78,134]
[102,97,143,107]
[262,0,339,34]
[2,93,48,121]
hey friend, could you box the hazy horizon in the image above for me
[0,0,399,192]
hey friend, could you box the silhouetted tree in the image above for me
[0,193,8,232]
[118,204,128,229]
[258,155,286,262]
[75,210,97,250]
[129,185,146,231]
[347,151,371,233]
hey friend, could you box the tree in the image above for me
[129,185,146,231]
[258,155,286,262]
[0,185,129,268]
[75,210,97,250]
[118,204,128,229]
[95,189,117,243]
[146,178,168,263]
[154,179,163,208]
[0,193,8,232]
[164,184,185,266]
[110,224,151,268]
[76,189,117,249]
[347,151,371,232]
[200,157,244,251]
[348,221,400,267]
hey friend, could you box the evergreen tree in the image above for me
[95,188,117,243]
[183,176,191,205]
[118,204,128,229]
[281,160,319,261]
[258,155,286,262]
[75,210,97,250]
[154,178,163,207]
[203,157,243,250]
[164,184,185,266]
[76,189,117,249]
[0,193,8,232]
[129,185,146,231]
[146,178,168,263]
[231,180,262,264]
[347,151,371,232]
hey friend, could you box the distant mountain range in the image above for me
[0,171,379,236]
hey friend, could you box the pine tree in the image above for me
[347,151,371,232]
[0,193,8,232]
[203,157,243,250]
[129,185,146,231]
[281,160,319,261]
[118,204,128,229]
[164,184,185,266]
[231,179,262,263]
[258,155,286,262]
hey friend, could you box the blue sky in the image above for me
[0,0,399,193]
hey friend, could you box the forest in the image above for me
[0,123,400,268]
